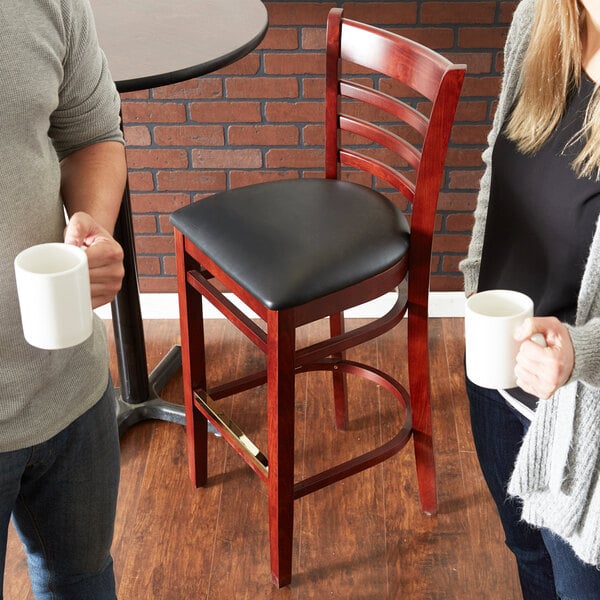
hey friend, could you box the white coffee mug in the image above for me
[14,243,93,350]
[464,289,534,389]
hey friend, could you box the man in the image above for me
[0,0,126,597]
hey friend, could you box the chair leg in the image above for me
[175,232,208,488]
[184,316,209,489]
[407,310,437,515]
[329,312,348,430]
[267,310,296,587]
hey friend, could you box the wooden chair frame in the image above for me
[173,8,465,587]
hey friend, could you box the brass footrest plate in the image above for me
[194,390,269,480]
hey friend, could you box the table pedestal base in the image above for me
[115,343,219,437]
[116,344,185,435]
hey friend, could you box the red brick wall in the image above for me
[120,0,518,293]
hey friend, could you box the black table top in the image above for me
[90,0,268,93]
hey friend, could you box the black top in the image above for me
[478,72,600,408]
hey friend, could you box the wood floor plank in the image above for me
[296,324,389,597]
[382,319,469,599]
[441,318,521,599]
[194,322,280,598]
[116,320,239,600]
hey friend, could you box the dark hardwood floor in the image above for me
[4,317,522,599]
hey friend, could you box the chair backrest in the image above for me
[324,8,466,300]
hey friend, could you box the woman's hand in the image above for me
[514,316,574,399]
[64,211,125,309]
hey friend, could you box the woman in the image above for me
[460,0,600,598]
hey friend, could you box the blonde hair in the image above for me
[505,0,600,179]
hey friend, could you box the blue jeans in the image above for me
[0,380,120,599]
[466,377,600,600]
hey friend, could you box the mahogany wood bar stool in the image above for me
[171,7,465,587]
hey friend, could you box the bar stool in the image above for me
[170,7,465,587]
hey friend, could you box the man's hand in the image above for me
[64,212,124,309]
[514,316,575,399]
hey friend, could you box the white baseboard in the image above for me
[96,291,466,320]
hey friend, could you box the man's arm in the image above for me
[61,140,127,308]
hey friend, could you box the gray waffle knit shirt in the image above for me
[460,0,600,566]
[0,0,123,450]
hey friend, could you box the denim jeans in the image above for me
[466,377,600,600]
[0,379,120,599]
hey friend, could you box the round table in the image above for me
[92,0,268,92]
[89,0,269,433]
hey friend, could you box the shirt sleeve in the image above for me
[49,0,124,160]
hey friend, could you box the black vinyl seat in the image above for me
[170,179,410,310]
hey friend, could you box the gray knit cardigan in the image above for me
[460,0,600,566]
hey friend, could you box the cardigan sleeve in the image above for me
[565,215,600,389]
[566,319,600,388]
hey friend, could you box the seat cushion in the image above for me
[170,178,410,310]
